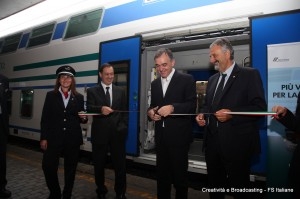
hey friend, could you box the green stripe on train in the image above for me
[14,53,99,71]
[10,70,98,82]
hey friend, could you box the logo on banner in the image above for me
[272,57,290,62]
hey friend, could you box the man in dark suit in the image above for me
[147,48,197,199]
[272,94,300,199]
[40,65,87,199]
[87,63,128,199]
[0,73,12,198]
[196,38,267,199]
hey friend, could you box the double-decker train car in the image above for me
[0,0,299,180]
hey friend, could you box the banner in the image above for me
[267,42,300,196]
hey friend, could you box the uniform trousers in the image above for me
[42,139,80,199]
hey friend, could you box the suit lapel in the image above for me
[96,85,108,106]
[207,74,219,103]
[221,64,240,97]
[66,93,77,110]
[101,86,110,106]
[55,92,65,109]
[112,85,117,107]
[163,70,178,99]
[154,78,164,100]
[208,64,240,106]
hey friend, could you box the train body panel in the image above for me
[1,0,300,177]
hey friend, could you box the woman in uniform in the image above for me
[40,65,87,199]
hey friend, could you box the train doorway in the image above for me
[99,35,141,156]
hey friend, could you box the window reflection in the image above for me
[20,89,34,118]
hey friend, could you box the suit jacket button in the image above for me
[63,128,66,131]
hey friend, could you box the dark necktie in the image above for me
[212,73,227,107]
[209,73,227,132]
[105,87,111,106]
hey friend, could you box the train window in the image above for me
[20,89,34,118]
[0,33,22,54]
[110,61,129,104]
[64,8,103,39]
[113,62,129,91]
[7,90,12,115]
[28,23,55,48]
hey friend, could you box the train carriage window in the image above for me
[0,33,22,54]
[28,23,55,48]
[113,61,129,94]
[7,90,12,115]
[64,8,103,39]
[20,89,34,118]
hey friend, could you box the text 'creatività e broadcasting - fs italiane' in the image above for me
[202,187,293,194]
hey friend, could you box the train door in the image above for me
[99,36,141,156]
[139,47,210,171]
[138,35,250,173]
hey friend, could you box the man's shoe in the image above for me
[116,194,126,199]
[97,194,106,199]
[0,188,11,198]
[96,187,108,199]
[47,192,61,199]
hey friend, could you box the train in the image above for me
[0,0,299,181]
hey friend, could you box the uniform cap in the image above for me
[56,65,76,77]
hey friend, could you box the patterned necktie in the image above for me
[105,87,111,106]
[212,73,227,106]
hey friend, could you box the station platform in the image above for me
[4,140,233,199]
[2,139,251,199]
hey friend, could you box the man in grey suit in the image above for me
[147,48,197,199]
[87,63,128,199]
[0,73,11,198]
[196,38,267,199]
